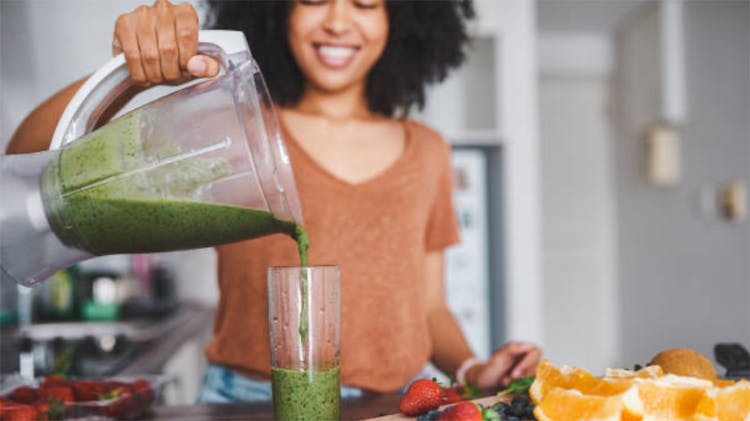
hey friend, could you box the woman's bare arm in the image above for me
[6,1,217,155]
[5,78,87,154]
[426,250,542,388]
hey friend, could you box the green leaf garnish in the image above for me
[481,404,502,421]
[46,397,67,420]
[461,382,482,400]
[496,376,535,397]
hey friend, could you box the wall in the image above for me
[1,0,141,147]
[538,34,619,374]
[539,75,619,373]
[613,1,750,367]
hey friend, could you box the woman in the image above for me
[8,0,541,401]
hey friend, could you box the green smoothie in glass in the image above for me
[269,265,340,421]
[272,365,340,421]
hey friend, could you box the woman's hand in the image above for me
[112,0,219,85]
[466,342,542,389]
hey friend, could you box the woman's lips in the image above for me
[314,44,359,69]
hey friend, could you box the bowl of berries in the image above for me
[0,374,170,420]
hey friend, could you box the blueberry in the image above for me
[511,396,530,406]
[510,403,526,417]
[507,416,520,421]
[427,409,443,421]
[417,409,442,421]
[493,402,511,415]
[525,405,536,418]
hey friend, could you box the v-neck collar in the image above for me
[280,119,414,189]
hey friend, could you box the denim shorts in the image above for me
[197,364,365,403]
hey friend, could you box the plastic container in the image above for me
[1,31,304,287]
[0,374,171,420]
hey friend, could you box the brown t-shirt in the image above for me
[204,119,460,393]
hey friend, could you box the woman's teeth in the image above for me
[317,45,357,65]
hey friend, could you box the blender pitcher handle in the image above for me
[50,30,250,150]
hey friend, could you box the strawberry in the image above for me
[399,379,444,416]
[71,380,105,401]
[40,397,67,421]
[8,387,37,405]
[40,375,67,389]
[0,399,14,411]
[442,383,481,404]
[103,381,130,395]
[99,382,136,419]
[437,402,483,421]
[131,378,154,408]
[442,386,463,404]
[0,404,39,421]
[39,386,73,405]
[32,402,48,421]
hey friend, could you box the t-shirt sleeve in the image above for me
[425,141,461,251]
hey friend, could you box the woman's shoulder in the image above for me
[404,119,452,154]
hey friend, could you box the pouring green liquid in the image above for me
[295,225,311,344]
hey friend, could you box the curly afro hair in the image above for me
[206,0,474,117]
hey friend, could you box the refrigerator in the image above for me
[444,146,505,361]
[421,145,504,382]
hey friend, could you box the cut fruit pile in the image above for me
[531,360,750,421]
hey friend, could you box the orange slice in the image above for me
[533,387,624,421]
[712,378,738,388]
[605,365,664,379]
[530,360,571,404]
[694,379,750,421]
[637,374,712,421]
[531,360,634,405]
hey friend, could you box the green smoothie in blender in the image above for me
[41,110,306,255]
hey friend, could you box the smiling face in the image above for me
[287,0,389,95]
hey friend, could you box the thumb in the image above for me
[186,55,220,78]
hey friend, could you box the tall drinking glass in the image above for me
[268,266,340,421]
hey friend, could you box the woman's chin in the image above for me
[307,74,366,95]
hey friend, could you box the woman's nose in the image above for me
[322,0,352,35]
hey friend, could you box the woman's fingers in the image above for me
[480,350,518,384]
[155,0,181,81]
[134,5,163,84]
[112,0,204,85]
[475,342,542,388]
[114,13,148,85]
[186,55,220,78]
[510,347,542,378]
[174,2,199,68]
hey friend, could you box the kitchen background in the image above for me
[1,0,748,403]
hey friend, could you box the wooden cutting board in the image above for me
[363,394,511,420]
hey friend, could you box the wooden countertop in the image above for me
[148,393,508,420]
[148,393,399,420]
